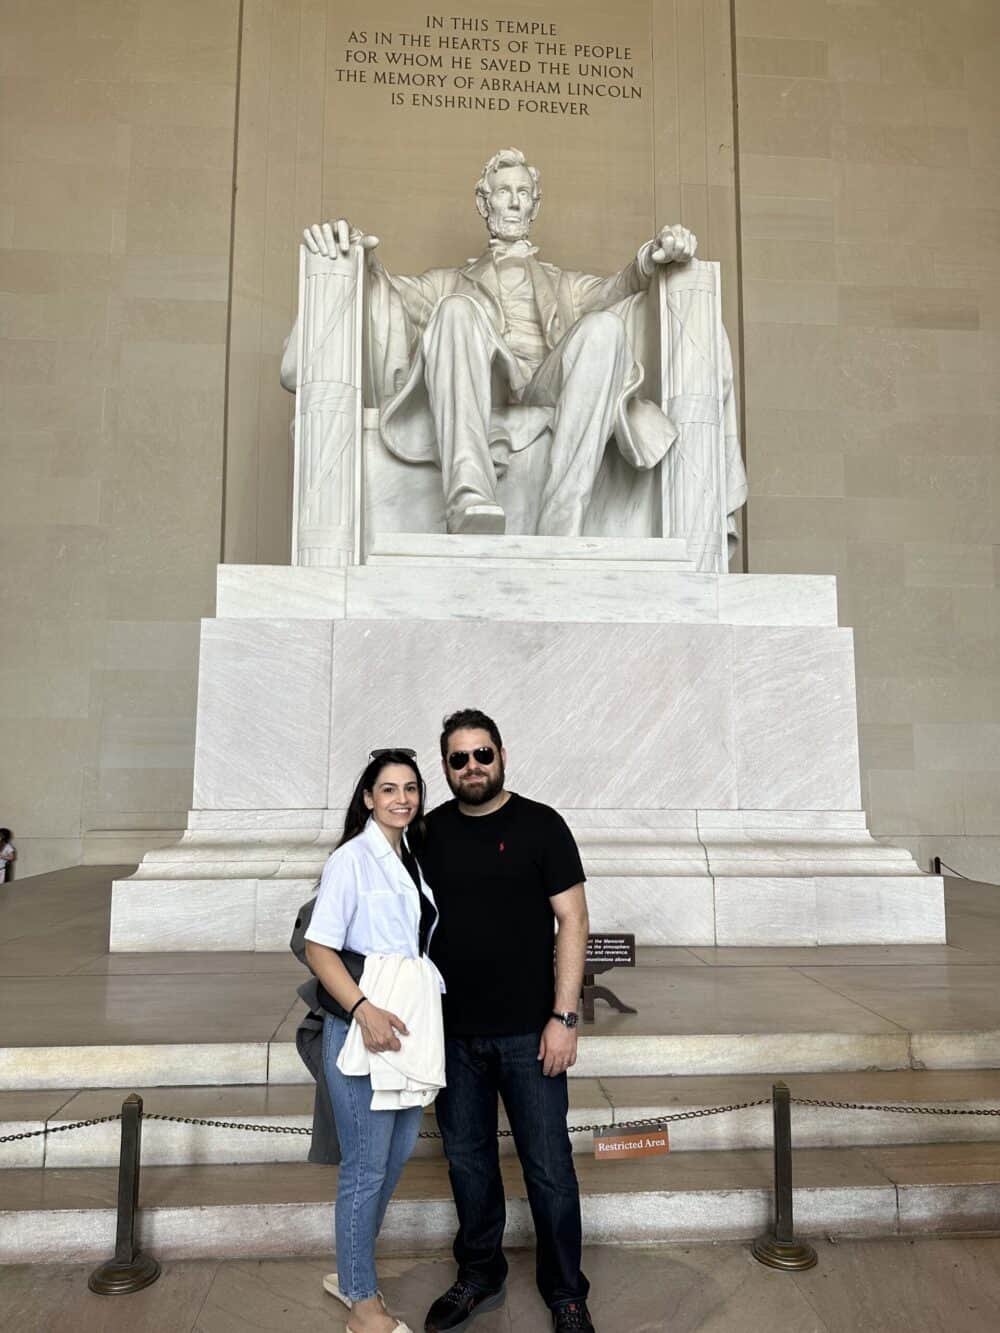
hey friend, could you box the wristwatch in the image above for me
[550,1010,579,1029]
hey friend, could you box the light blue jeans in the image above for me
[323,1014,424,1302]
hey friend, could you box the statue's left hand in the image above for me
[303,221,380,257]
[649,224,698,265]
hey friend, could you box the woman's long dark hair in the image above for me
[337,751,426,849]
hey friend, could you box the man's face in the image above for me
[483,165,537,241]
[443,727,506,806]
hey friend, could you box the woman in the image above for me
[305,750,443,1333]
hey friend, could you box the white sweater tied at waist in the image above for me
[336,954,446,1109]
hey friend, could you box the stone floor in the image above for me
[3,1236,1000,1332]
[3,867,1000,1053]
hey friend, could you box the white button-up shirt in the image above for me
[305,819,441,977]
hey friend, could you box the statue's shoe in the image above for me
[450,501,505,535]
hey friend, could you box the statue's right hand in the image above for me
[303,220,379,257]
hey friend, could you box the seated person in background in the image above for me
[0,829,14,882]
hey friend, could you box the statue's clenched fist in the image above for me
[649,224,697,266]
[303,220,380,257]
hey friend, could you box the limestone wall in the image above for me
[734,0,1000,880]
[0,1,240,875]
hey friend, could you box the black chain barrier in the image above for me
[5,1094,1000,1146]
[1,1113,123,1145]
[790,1096,1000,1117]
[933,857,973,880]
[1,1100,773,1145]
[6,1085,1000,1294]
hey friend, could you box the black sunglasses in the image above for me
[447,746,496,771]
[369,748,417,760]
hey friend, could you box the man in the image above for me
[417,708,594,1333]
[287,147,701,538]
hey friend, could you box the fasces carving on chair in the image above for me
[280,147,747,571]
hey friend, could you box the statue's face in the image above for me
[483,164,537,241]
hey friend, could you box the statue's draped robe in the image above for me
[360,250,747,540]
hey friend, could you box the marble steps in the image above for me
[6,946,1000,1091]
[5,1022,1000,1093]
[0,1032,959,1092]
[3,1070,1000,1172]
[7,1141,1000,1263]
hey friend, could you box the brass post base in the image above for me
[88,1253,161,1295]
[751,1234,818,1271]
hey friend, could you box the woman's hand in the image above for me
[355,1003,409,1053]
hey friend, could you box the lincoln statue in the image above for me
[281,147,745,546]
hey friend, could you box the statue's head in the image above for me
[475,148,541,242]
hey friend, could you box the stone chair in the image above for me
[285,244,740,572]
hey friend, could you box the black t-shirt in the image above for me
[419,793,585,1037]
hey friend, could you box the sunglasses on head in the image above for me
[369,747,417,760]
[447,746,496,771]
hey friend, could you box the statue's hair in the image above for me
[475,148,541,218]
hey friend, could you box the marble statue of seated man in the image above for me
[283,147,700,538]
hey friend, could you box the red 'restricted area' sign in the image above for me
[593,1126,669,1159]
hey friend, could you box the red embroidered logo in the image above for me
[499,841,505,853]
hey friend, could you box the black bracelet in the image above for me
[348,995,368,1018]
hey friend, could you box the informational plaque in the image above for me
[593,1125,669,1160]
[580,932,637,1023]
[586,934,636,970]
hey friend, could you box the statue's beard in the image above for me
[487,214,533,242]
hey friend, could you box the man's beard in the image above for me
[448,760,506,806]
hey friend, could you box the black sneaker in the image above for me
[424,1279,506,1331]
[552,1301,595,1332]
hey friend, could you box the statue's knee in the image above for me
[574,309,627,351]
[432,294,483,329]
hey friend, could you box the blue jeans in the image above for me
[323,1014,424,1302]
[434,1032,589,1309]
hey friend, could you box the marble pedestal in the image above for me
[110,536,944,949]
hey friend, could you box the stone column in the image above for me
[291,244,364,567]
[658,259,729,574]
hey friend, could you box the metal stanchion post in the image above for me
[752,1082,818,1271]
[88,1093,161,1294]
